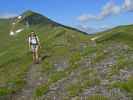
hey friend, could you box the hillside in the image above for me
[0,11,132,100]
[94,25,133,45]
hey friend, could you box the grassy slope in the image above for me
[34,25,133,99]
[95,25,133,46]
[91,25,133,98]
[0,14,90,96]
[0,11,133,99]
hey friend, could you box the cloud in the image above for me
[100,1,121,19]
[0,13,17,19]
[77,1,121,23]
[76,24,109,34]
[123,0,133,11]
[77,0,132,23]
[77,14,99,22]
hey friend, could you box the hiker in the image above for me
[28,31,41,64]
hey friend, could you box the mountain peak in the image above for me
[17,10,58,26]
[23,10,34,14]
[21,10,43,18]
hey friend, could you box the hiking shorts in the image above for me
[31,44,38,53]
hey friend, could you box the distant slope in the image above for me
[92,25,133,46]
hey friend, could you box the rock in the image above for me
[101,80,109,85]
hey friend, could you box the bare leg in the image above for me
[35,48,39,63]
[33,52,36,63]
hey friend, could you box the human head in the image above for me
[31,31,36,36]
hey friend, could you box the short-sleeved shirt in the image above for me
[29,36,39,45]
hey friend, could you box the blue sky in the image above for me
[0,0,133,29]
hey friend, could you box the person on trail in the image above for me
[28,31,41,64]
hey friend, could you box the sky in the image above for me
[0,0,133,30]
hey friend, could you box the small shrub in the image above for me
[82,46,96,56]
[0,87,12,96]
[109,56,132,76]
[81,80,92,88]
[8,78,26,91]
[67,83,82,97]
[0,79,26,96]
[41,59,52,73]
[86,94,109,100]
[35,84,49,97]
[48,71,67,83]
[70,52,81,65]
[93,51,106,63]
[112,77,133,93]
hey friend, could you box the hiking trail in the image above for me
[11,64,46,100]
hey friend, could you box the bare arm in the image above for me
[37,36,41,48]
[28,37,31,49]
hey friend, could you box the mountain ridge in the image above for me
[8,10,88,35]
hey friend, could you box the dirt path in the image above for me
[11,64,46,100]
